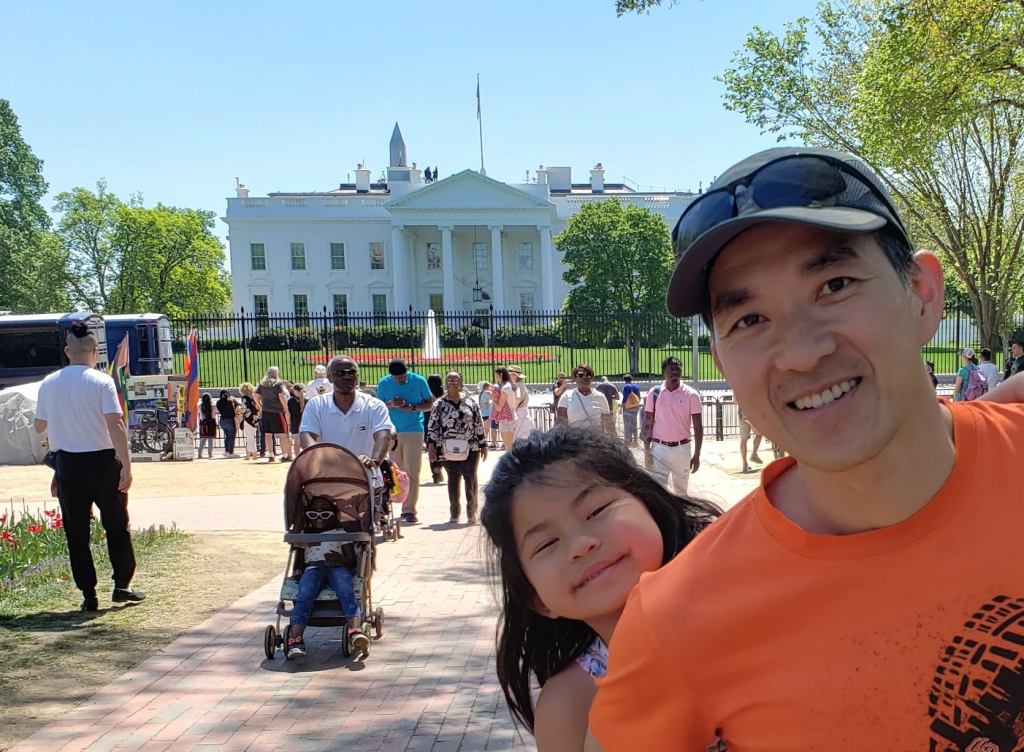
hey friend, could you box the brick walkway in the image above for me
[10,449,756,752]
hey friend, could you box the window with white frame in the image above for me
[372,293,388,315]
[517,242,534,271]
[330,243,346,270]
[293,294,309,318]
[250,243,266,270]
[427,243,441,270]
[290,243,306,270]
[429,294,444,314]
[253,294,269,317]
[333,294,348,317]
[473,242,488,271]
[520,292,535,312]
[370,242,386,270]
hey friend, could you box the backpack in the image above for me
[964,365,988,401]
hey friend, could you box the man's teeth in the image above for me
[793,380,858,410]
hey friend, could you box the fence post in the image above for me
[716,397,724,441]
[489,304,495,371]
[691,314,701,390]
[240,307,249,385]
[408,305,416,368]
[322,305,330,366]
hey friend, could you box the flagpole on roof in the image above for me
[477,73,486,176]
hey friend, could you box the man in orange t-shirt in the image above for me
[587,147,1024,752]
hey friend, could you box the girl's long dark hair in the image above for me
[480,425,721,733]
[200,392,213,418]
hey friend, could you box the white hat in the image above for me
[315,364,327,374]
[960,347,976,359]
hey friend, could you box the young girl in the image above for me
[239,382,260,460]
[481,426,722,752]
[197,393,216,459]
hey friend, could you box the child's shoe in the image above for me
[350,629,369,656]
[287,636,306,658]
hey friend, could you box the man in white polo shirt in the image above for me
[299,355,393,470]
[642,355,703,494]
[34,322,145,612]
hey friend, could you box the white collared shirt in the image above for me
[298,391,394,457]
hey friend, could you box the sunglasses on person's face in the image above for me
[305,510,334,520]
[331,368,358,377]
[671,155,903,261]
[576,371,593,379]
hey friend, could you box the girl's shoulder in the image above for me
[535,664,598,752]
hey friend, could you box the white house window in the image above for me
[520,292,535,311]
[517,243,534,271]
[473,242,488,271]
[370,242,386,270]
[427,243,441,270]
[333,294,348,316]
[253,294,269,317]
[291,243,306,270]
[372,293,388,315]
[250,243,266,271]
[293,294,309,318]
[330,243,346,270]
[429,294,444,313]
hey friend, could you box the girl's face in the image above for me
[510,462,663,638]
[306,499,337,531]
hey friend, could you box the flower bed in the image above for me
[304,350,559,366]
[1,506,102,583]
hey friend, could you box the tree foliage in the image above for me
[719,0,1024,349]
[614,0,677,15]
[54,183,231,316]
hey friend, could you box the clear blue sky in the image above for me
[1,0,818,253]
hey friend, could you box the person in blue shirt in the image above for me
[620,375,643,447]
[377,359,435,523]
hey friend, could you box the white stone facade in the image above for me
[223,127,696,316]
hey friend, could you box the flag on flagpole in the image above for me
[182,329,200,431]
[476,74,481,120]
[108,333,130,420]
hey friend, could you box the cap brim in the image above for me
[666,206,888,318]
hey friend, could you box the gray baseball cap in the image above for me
[666,147,910,318]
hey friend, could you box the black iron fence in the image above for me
[171,303,1024,389]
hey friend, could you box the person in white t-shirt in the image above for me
[299,355,394,469]
[978,348,1001,394]
[33,322,145,612]
[557,364,611,431]
[304,365,331,400]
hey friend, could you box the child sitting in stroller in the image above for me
[287,494,370,658]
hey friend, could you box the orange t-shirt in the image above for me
[591,401,1024,752]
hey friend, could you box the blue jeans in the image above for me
[220,418,236,454]
[198,438,213,455]
[291,564,359,627]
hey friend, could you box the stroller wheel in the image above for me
[341,626,352,658]
[374,607,384,639]
[264,625,277,660]
[282,624,292,658]
[395,519,402,539]
[362,623,372,657]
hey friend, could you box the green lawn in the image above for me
[176,344,1001,389]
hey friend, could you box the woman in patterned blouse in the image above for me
[427,370,489,525]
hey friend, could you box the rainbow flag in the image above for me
[108,333,130,419]
[182,329,200,431]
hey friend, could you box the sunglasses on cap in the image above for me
[305,510,335,520]
[672,155,904,264]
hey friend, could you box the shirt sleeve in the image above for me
[100,374,122,415]
[426,402,442,445]
[645,391,656,413]
[34,381,49,421]
[299,399,321,436]
[376,378,392,404]
[558,390,571,409]
[369,398,395,435]
[690,389,703,415]
[590,586,714,752]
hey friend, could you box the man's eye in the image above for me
[733,314,763,331]
[820,277,852,296]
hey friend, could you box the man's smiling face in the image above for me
[708,223,943,473]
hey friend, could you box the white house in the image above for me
[223,124,697,317]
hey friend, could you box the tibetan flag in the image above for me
[182,329,200,431]
[108,333,130,419]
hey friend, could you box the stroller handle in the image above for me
[284,532,372,544]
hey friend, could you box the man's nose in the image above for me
[770,308,839,373]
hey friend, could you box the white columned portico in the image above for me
[489,225,505,311]
[539,225,554,311]
[391,225,407,310]
[440,225,455,310]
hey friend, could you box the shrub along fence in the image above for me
[171,303,1023,389]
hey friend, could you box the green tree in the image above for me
[556,200,675,372]
[614,0,676,14]
[719,0,1024,350]
[0,99,73,312]
[54,183,231,316]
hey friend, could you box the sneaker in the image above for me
[350,630,370,656]
[287,636,306,658]
[81,592,99,612]
[449,516,459,524]
[750,453,763,464]
[268,456,276,463]
[228,453,240,459]
[402,513,419,524]
[742,464,751,473]
[112,587,146,603]
[467,516,478,525]
[281,456,292,463]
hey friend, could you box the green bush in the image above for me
[493,324,562,346]
[248,327,291,351]
[290,327,321,351]
[199,336,242,351]
[360,325,421,349]
[463,325,485,347]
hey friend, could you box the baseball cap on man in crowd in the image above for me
[666,147,912,318]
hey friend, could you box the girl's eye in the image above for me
[587,503,612,520]
[732,313,764,332]
[532,540,556,558]
[819,277,852,296]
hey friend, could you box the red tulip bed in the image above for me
[0,506,102,582]
[304,350,558,366]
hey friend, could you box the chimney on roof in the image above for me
[590,163,605,194]
[355,164,371,193]
[235,181,250,199]
[536,165,548,185]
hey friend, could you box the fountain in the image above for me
[423,309,442,361]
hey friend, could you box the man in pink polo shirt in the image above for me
[642,356,703,494]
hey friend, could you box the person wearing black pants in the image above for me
[426,370,488,524]
[34,322,145,611]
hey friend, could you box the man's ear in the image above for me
[909,251,945,347]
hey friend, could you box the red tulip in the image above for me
[27,525,43,534]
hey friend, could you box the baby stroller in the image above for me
[377,458,403,542]
[263,443,385,660]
